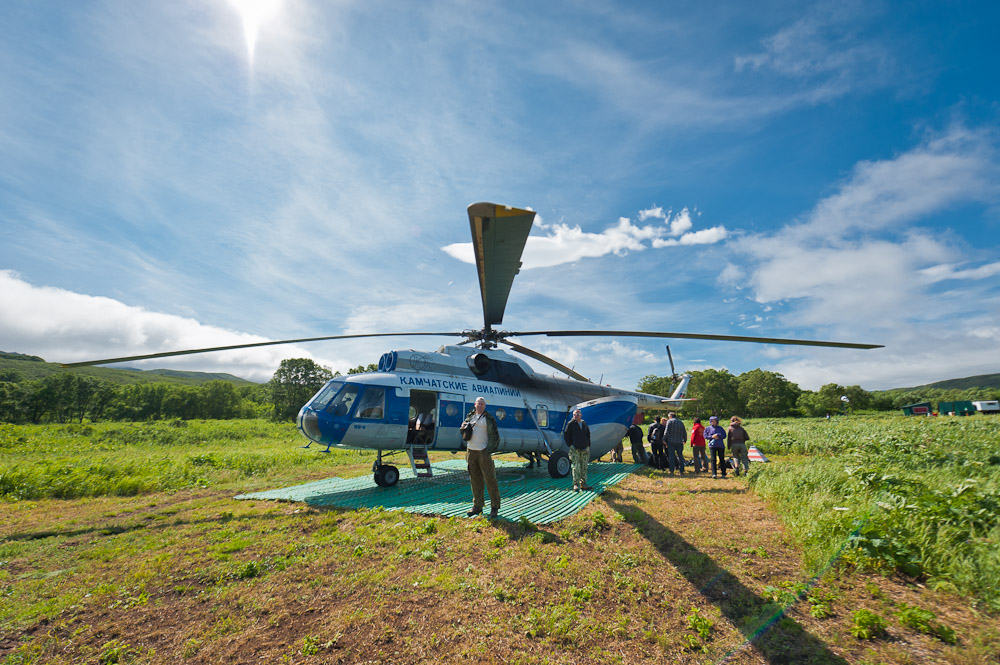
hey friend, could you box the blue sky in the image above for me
[2,0,999,390]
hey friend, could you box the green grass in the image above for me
[747,414,1000,611]
[0,419,369,500]
[2,416,998,664]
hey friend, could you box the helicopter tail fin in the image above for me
[661,374,694,404]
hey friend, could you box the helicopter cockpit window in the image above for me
[308,381,343,410]
[355,386,386,420]
[325,384,360,417]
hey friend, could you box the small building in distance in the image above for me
[901,401,933,416]
[972,400,1000,414]
[938,400,976,416]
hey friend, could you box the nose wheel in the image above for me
[547,450,571,478]
[374,464,399,487]
[372,451,400,487]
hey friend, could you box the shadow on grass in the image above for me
[602,489,848,665]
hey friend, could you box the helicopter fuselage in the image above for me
[296,344,675,462]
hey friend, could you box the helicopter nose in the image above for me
[298,407,323,443]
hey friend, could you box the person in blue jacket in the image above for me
[704,415,728,478]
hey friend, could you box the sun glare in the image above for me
[228,0,281,63]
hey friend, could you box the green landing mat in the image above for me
[235,459,641,525]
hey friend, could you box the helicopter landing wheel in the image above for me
[374,464,399,488]
[547,450,571,479]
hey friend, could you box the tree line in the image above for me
[0,359,373,425]
[638,368,1000,419]
[3,359,997,425]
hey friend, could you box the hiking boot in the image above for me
[581,484,593,491]
[573,484,580,493]
[466,508,482,517]
[488,509,499,519]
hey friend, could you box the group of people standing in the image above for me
[646,413,751,478]
[460,397,754,520]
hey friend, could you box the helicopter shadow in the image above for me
[601,490,848,665]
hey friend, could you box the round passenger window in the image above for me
[495,407,506,421]
[514,410,524,422]
[446,404,458,417]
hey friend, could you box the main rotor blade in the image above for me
[467,202,536,328]
[507,330,883,350]
[59,332,465,368]
[501,340,590,382]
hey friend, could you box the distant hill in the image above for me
[0,352,257,386]
[887,373,1000,392]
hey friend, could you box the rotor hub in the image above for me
[462,327,511,349]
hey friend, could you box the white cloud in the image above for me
[794,127,1000,240]
[776,322,1000,391]
[442,208,727,269]
[718,264,744,287]
[741,125,999,326]
[728,123,1000,388]
[0,271,342,382]
[591,340,658,363]
[920,260,1000,283]
[733,7,896,102]
[653,226,729,248]
[668,208,693,236]
[638,206,665,221]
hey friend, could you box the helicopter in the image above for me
[63,202,882,487]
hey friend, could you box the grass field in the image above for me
[2,417,999,664]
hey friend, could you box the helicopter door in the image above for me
[568,395,637,460]
[408,389,438,446]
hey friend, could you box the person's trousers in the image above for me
[666,441,685,473]
[730,443,750,475]
[569,446,589,486]
[466,449,500,510]
[650,440,664,469]
[710,447,727,477]
[631,443,648,464]
[691,446,708,472]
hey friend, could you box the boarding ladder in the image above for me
[406,445,433,478]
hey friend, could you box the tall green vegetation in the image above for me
[746,415,1000,611]
[0,419,368,500]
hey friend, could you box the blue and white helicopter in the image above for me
[65,202,881,487]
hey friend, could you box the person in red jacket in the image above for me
[689,417,707,473]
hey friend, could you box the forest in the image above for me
[0,356,373,425]
[1,351,998,425]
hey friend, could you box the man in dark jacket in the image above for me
[626,423,647,463]
[664,412,686,475]
[648,416,665,469]
[564,409,592,492]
